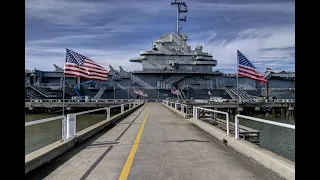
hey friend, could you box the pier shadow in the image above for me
[85,139,211,149]
[25,124,116,180]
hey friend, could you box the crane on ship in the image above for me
[72,80,96,102]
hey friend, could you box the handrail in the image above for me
[74,107,108,116]
[25,115,67,141]
[234,114,295,139]
[25,101,144,154]
[25,99,151,103]
[25,115,66,126]
[194,106,230,135]
[67,101,140,139]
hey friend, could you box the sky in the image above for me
[25,0,295,73]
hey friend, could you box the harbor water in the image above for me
[223,113,295,162]
[25,112,108,155]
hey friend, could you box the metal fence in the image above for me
[163,100,295,138]
[25,100,144,154]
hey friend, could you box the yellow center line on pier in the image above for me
[118,105,150,180]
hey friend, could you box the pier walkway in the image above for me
[26,103,283,180]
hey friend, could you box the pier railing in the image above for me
[162,100,295,139]
[234,114,295,140]
[25,99,162,103]
[25,115,67,140]
[66,102,136,139]
[25,100,144,153]
[25,99,136,103]
[193,106,230,135]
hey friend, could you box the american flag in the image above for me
[133,87,144,96]
[64,49,109,81]
[237,50,267,83]
[171,86,180,95]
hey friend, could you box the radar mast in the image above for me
[171,0,188,34]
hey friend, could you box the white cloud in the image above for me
[25,0,169,25]
[192,2,294,13]
[25,44,148,71]
[25,0,295,72]
[189,25,295,72]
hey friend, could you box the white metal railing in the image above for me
[39,83,61,87]
[25,100,144,154]
[163,100,294,139]
[162,100,194,117]
[25,99,138,103]
[65,101,144,139]
[260,88,295,91]
[270,74,295,78]
[193,106,230,135]
[234,114,295,139]
[276,99,295,103]
[25,115,67,140]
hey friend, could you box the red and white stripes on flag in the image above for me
[237,50,267,83]
[133,88,146,96]
[171,86,181,95]
[64,49,109,81]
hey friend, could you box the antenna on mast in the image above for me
[171,0,188,34]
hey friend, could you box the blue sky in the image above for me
[25,0,295,73]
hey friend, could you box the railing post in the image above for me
[121,104,124,113]
[226,113,230,135]
[66,114,76,140]
[175,103,177,110]
[107,107,110,120]
[235,115,239,139]
[129,103,131,109]
[195,107,198,120]
[62,116,67,141]
[181,105,184,113]
[193,106,198,119]
[213,107,217,122]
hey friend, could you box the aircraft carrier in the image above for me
[25,1,295,102]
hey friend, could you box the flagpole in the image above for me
[266,81,269,97]
[62,49,66,116]
[237,50,239,112]
[62,74,65,116]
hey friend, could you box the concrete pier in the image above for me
[26,103,285,180]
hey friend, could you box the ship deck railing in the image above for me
[24,99,164,103]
